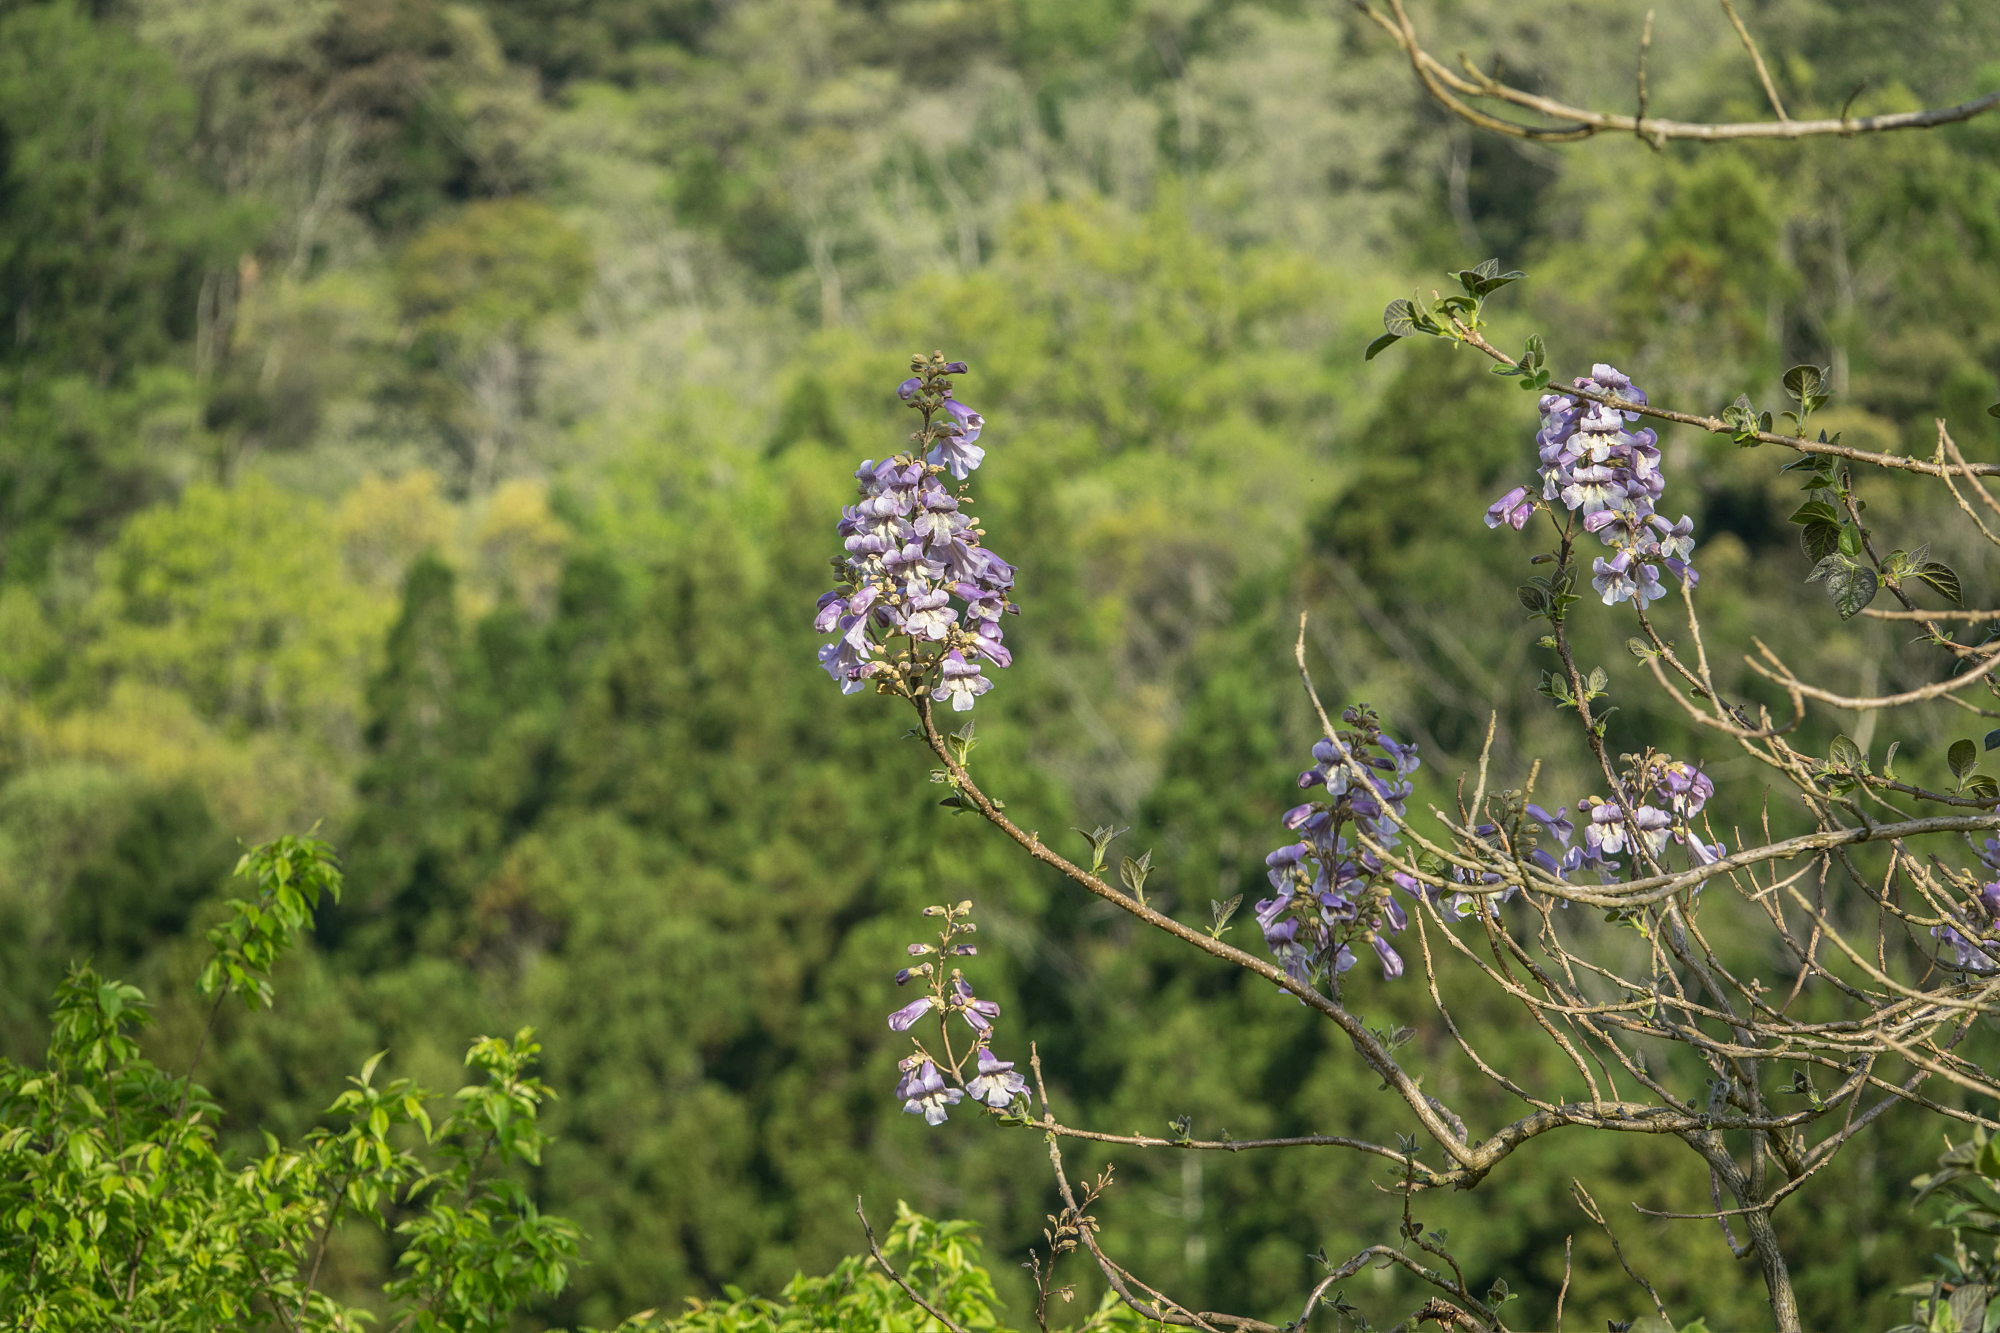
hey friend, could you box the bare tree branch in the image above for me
[1357,0,2000,146]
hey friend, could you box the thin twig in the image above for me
[857,1198,973,1333]
[1718,0,1789,121]
[1356,0,1998,143]
[1455,324,2000,477]
[1571,1181,1670,1325]
[1553,1234,1572,1333]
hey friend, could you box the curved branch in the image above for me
[1357,0,2000,146]
[912,694,1484,1169]
[1747,636,2000,710]
[1030,1052,1280,1333]
[1020,1114,1430,1171]
[1454,326,2000,478]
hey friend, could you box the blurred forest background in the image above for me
[2,0,1999,1326]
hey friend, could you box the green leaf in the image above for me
[1833,565,1879,618]
[1808,556,1878,619]
[1837,523,1862,557]
[1788,500,1840,527]
[1977,1135,2000,1180]
[1951,739,1979,781]
[1883,740,1901,777]
[1987,402,2000,419]
[1119,851,1153,900]
[1364,332,1401,361]
[1828,735,1864,770]
[1782,364,1828,405]
[1800,521,1842,563]
[1915,561,1964,604]
[1985,729,2000,751]
[1382,299,1417,338]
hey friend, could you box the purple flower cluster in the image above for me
[1260,707,1423,984]
[816,357,1017,708]
[1935,839,2000,974]
[1568,755,1724,877]
[1450,801,1577,914]
[1461,755,1723,896]
[888,902,1030,1126]
[1486,365,1697,611]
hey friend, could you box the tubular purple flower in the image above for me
[1370,934,1404,979]
[1935,923,2000,974]
[928,435,985,480]
[817,639,869,694]
[1592,550,1666,609]
[1686,836,1725,866]
[1485,485,1535,530]
[904,587,957,641]
[888,997,935,1031]
[932,651,992,712]
[949,976,1001,1031]
[970,624,1012,667]
[941,399,984,442]
[966,1048,1030,1108]
[898,1057,963,1125]
[1527,803,1574,845]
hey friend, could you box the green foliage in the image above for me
[0,369,202,584]
[57,780,235,969]
[1894,1133,2000,1333]
[2,1,1998,1328]
[0,836,589,1332]
[200,835,344,1011]
[386,1030,582,1332]
[83,476,391,745]
[0,1,253,380]
[0,830,1101,1333]
[1365,257,1523,359]
[397,200,592,351]
[657,1205,1008,1333]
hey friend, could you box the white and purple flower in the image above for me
[1260,707,1422,987]
[816,360,1017,711]
[1489,365,1697,610]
